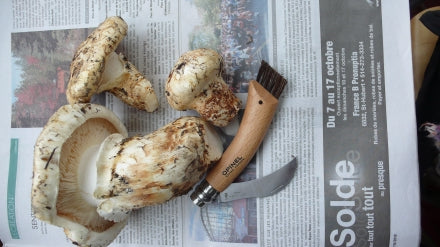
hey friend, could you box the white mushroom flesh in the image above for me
[77,143,101,206]
[98,52,129,91]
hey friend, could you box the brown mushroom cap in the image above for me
[32,103,128,247]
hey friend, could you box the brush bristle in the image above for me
[256,60,287,99]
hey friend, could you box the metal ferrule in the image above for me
[190,179,219,207]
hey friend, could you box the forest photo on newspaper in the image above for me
[10,28,96,128]
[186,0,269,93]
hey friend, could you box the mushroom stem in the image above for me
[190,76,240,127]
[108,53,159,112]
[77,144,100,207]
[96,52,159,112]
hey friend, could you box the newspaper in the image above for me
[0,0,420,246]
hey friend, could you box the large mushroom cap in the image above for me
[166,48,241,127]
[94,116,224,221]
[32,103,128,247]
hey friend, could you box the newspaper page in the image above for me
[0,0,419,247]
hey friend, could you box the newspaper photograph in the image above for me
[0,0,420,246]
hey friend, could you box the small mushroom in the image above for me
[165,48,241,127]
[67,16,159,112]
[32,103,129,247]
[94,116,223,222]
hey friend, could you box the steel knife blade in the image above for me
[216,157,297,202]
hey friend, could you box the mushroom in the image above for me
[94,116,223,222]
[67,16,159,112]
[165,48,241,127]
[32,103,129,247]
[32,104,223,245]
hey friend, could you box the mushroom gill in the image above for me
[32,104,128,247]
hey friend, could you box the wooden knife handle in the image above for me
[206,80,280,192]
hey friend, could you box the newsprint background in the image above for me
[0,0,419,247]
